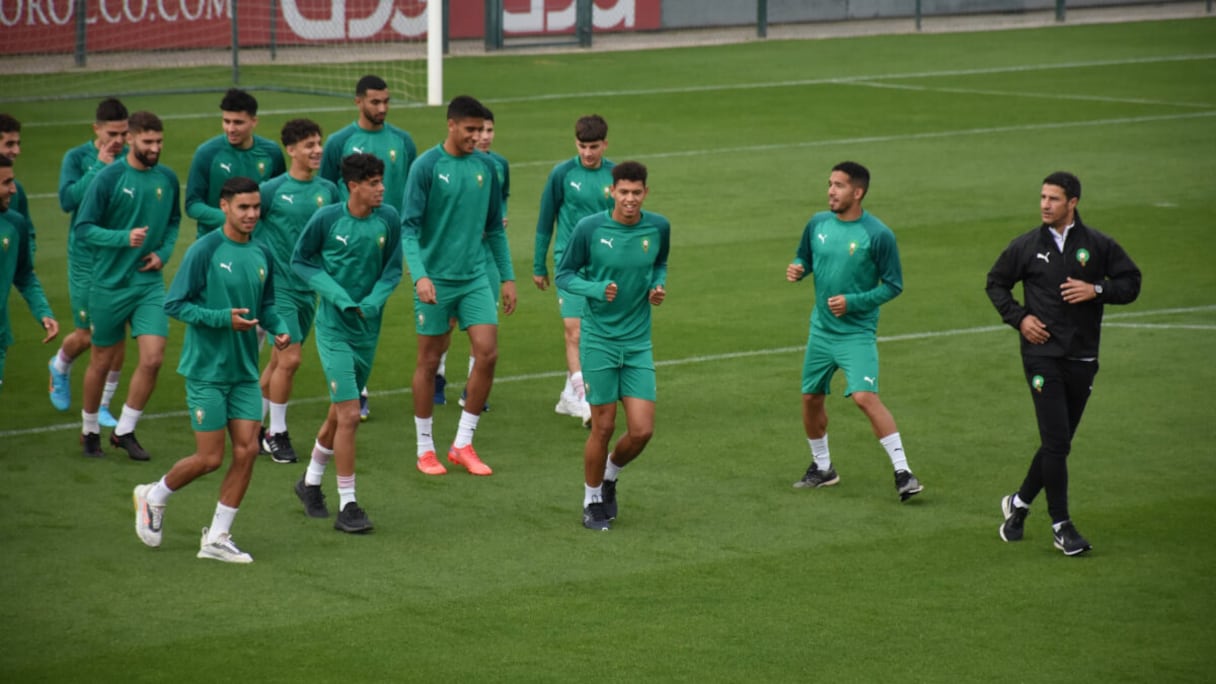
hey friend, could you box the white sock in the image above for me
[261,397,270,422]
[305,440,333,486]
[337,474,356,509]
[53,349,72,374]
[207,503,238,542]
[571,371,586,401]
[809,436,831,471]
[1013,494,1029,509]
[584,483,603,507]
[453,410,480,449]
[115,404,142,436]
[415,416,435,456]
[880,432,909,472]
[437,352,447,378]
[101,371,121,408]
[148,476,174,505]
[81,410,100,435]
[604,454,622,481]
[269,402,288,435]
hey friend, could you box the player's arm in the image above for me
[183,146,224,227]
[292,212,359,311]
[533,168,563,278]
[318,135,342,184]
[13,218,54,325]
[255,248,288,338]
[357,214,404,319]
[58,147,104,213]
[555,222,607,299]
[399,162,431,284]
[788,221,815,282]
[484,172,515,282]
[846,229,903,314]
[151,175,182,269]
[164,241,233,328]
[74,178,130,248]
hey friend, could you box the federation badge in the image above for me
[390,149,398,163]
[418,313,426,326]
[258,267,266,282]
[1031,374,1045,393]
[477,173,484,188]
[1,237,8,251]
[378,235,386,249]
[602,186,611,198]
[194,408,205,425]
[316,195,325,207]
[642,238,650,253]
[849,241,857,256]
[156,187,163,201]
[258,161,266,175]
[1075,248,1090,267]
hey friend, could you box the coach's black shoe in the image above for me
[81,432,104,458]
[110,431,151,461]
[264,431,298,464]
[999,493,1029,542]
[894,469,923,502]
[582,502,611,531]
[294,476,330,518]
[602,479,618,521]
[334,502,374,533]
[793,462,839,489]
[1053,521,1092,556]
[257,426,270,455]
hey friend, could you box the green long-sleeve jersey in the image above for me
[292,202,403,340]
[185,134,285,238]
[792,210,903,336]
[0,208,52,349]
[401,144,512,284]
[556,210,670,346]
[73,158,181,290]
[482,149,510,217]
[534,156,615,278]
[256,173,341,293]
[165,229,284,382]
[11,180,34,255]
[320,122,417,213]
[59,140,119,272]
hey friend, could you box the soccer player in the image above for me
[49,97,130,424]
[533,114,615,427]
[134,177,290,564]
[403,95,515,478]
[786,161,923,502]
[255,119,341,465]
[556,161,669,532]
[986,171,1141,556]
[185,88,285,239]
[291,153,402,533]
[74,111,181,461]
[0,156,59,393]
[0,114,35,251]
[321,74,417,421]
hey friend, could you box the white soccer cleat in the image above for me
[196,528,253,564]
[133,483,165,548]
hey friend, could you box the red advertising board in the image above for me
[0,0,661,55]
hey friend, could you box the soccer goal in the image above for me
[1,0,443,104]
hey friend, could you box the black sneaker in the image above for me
[1053,521,1092,556]
[110,431,151,461]
[81,432,104,458]
[257,426,270,455]
[793,462,839,489]
[264,431,298,464]
[999,493,1029,542]
[582,502,611,531]
[894,469,923,501]
[334,501,374,533]
[294,476,330,518]
[434,374,447,405]
[602,479,618,521]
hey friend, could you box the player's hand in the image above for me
[1019,314,1050,344]
[415,277,437,304]
[273,333,291,350]
[604,282,618,302]
[828,295,847,317]
[97,146,116,165]
[1061,277,1097,304]
[786,263,806,282]
[502,218,509,229]
[138,252,163,272]
[532,274,549,291]
[649,285,666,306]
[40,317,59,343]
[231,308,258,331]
[500,280,518,315]
[129,226,148,247]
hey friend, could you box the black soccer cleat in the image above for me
[110,431,151,461]
[264,431,298,464]
[894,469,923,501]
[999,493,1029,542]
[602,479,618,521]
[582,502,611,531]
[794,462,840,489]
[294,476,330,518]
[1053,521,1092,556]
[334,501,374,533]
[81,432,105,458]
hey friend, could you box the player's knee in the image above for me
[335,402,361,428]
[278,351,302,373]
[629,425,654,445]
[140,350,165,371]
[198,450,224,473]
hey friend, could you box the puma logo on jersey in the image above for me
[1036,252,1051,263]
[219,163,232,173]
[570,181,582,191]
[817,233,827,244]
[281,194,294,204]
[335,235,349,246]
[121,187,135,197]
[600,238,614,248]
[864,376,875,385]
[438,173,450,183]
[219,262,233,273]
[351,146,364,154]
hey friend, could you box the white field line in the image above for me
[846,80,1213,109]
[2,304,1211,439]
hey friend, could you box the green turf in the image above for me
[3,17,1216,682]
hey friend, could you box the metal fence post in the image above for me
[74,0,86,67]
[576,0,593,47]
[231,0,240,84]
[1055,0,1066,22]
[484,0,503,51]
[916,0,922,31]
[443,0,450,54]
[757,0,767,38]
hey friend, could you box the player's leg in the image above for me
[462,254,499,411]
[48,255,96,410]
[295,402,336,519]
[446,283,498,475]
[554,288,590,424]
[81,341,120,457]
[98,342,125,427]
[413,286,457,475]
[197,389,262,563]
[794,333,838,488]
[110,287,168,460]
[599,350,658,522]
[264,343,303,464]
[842,339,921,501]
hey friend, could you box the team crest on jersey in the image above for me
[476,173,484,188]
[418,313,425,326]
[601,186,611,198]
[378,235,386,250]
[258,266,266,282]
[194,408,205,425]
[1031,375,1045,393]
[642,238,650,253]
[316,195,325,207]
[1075,248,1090,267]
[849,241,857,256]
[258,161,267,176]
[156,187,164,201]
[1,237,8,251]
[389,149,398,163]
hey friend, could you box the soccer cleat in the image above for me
[81,432,104,458]
[458,389,490,412]
[1053,521,1093,556]
[197,527,253,563]
[895,469,923,502]
[47,356,70,411]
[111,431,151,461]
[98,405,118,428]
[359,394,369,422]
[582,502,611,531]
[448,444,493,476]
[602,479,618,521]
[793,462,839,489]
[263,431,298,464]
[132,483,165,547]
[416,451,448,476]
[999,493,1030,542]
[434,373,447,405]
[257,426,270,455]
[294,476,330,518]
[334,502,374,533]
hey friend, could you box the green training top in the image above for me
[292,202,403,340]
[555,209,670,346]
[12,180,34,255]
[185,134,285,238]
[401,144,512,284]
[164,229,285,383]
[533,156,615,278]
[320,122,417,213]
[59,140,118,273]
[792,210,903,336]
[0,208,53,349]
[74,157,181,290]
[256,173,341,293]
[481,149,510,217]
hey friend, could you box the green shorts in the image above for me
[801,328,880,396]
[186,378,262,432]
[315,330,378,403]
[89,282,168,347]
[415,277,498,336]
[68,249,93,330]
[557,286,586,320]
[580,336,656,404]
[275,287,318,344]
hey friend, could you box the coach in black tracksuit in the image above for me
[985,171,1141,556]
